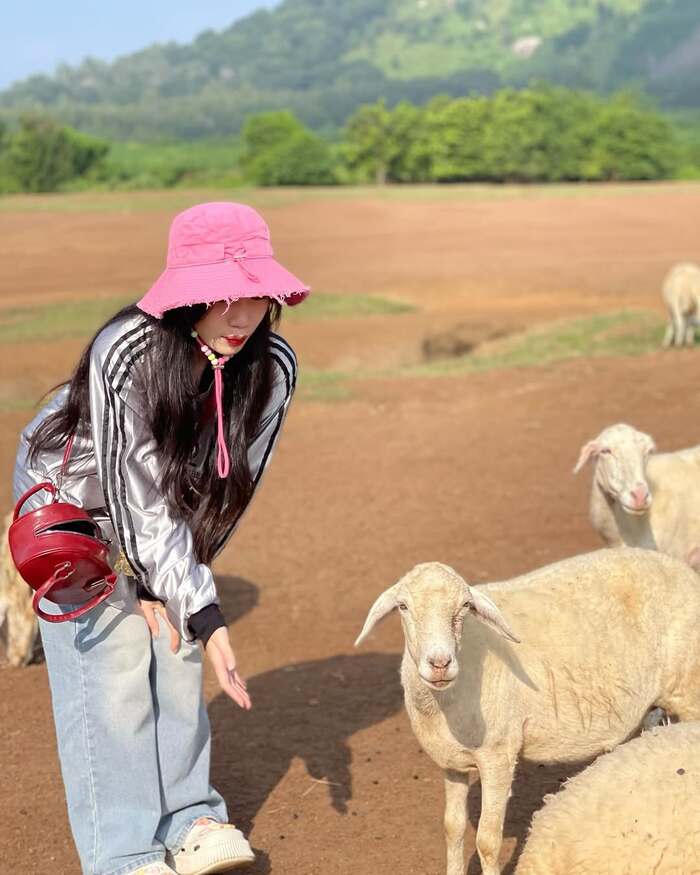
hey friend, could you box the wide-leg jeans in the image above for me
[39,599,227,875]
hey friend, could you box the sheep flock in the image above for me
[355,263,700,874]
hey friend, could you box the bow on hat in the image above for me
[224,246,261,284]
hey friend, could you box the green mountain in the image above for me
[1,0,699,140]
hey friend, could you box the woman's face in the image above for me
[194,298,270,356]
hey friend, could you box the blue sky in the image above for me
[0,1,275,89]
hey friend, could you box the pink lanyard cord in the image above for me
[191,330,232,478]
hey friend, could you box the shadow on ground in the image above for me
[213,575,403,829]
[209,650,403,859]
[215,574,261,626]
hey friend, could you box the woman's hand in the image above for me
[205,626,252,710]
[139,599,181,654]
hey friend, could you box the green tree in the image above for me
[422,94,491,182]
[341,99,432,184]
[240,110,336,185]
[342,99,397,184]
[239,110,307,177]
[252,131,337,185]
[384,101,432,182]
[0,119,20,193]
[4,114,109,192]
[478,87,594,182]
[581,93,679,180]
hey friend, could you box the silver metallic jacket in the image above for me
[13,313,297,640]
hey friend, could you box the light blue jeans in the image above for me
[39,596,227,875]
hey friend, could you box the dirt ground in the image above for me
[1,184,700,875]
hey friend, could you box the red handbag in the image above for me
[8,436,117,623]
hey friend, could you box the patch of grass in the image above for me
[0,396,39,413]
[285,294,413,320]
[0,292,412,344]
[0,297,134,343]
[0,186,330,214]
[0,308,673,410]
[3,181,700,214]
[0,187,267,214]
[0,372,351,411]
[97,139,245,191]
[0,378,53,413]
[297,370,351,402]
[407,310,667,377]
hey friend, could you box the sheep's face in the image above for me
[355,563,520,692]
[397,571,468,690]
[574,423,656,515]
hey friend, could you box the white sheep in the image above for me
[662,261,700,347]
[355,549,700,875]
[574,423,700,569]
[515,721,700,874]
[0,511,39,667]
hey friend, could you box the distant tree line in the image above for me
[0,87,687,194]
[340,88,680,184]
[1,0,699,144]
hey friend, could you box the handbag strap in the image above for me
[55,433,75,496]
[32,562,117,623]
[12,434,76,518]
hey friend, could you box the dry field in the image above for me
[1,182,700,875]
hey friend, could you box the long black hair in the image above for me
[29,301,282,564]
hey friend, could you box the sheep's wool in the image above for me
[516,722,700,875]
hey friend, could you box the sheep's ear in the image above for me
[355,583,401,647]
[466,586,521,644]
[687,546,700,572]
[573,440,601,474]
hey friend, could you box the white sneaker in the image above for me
[128,864,177,875]
[169,818,255,874]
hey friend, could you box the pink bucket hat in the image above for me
[138,201,310,318]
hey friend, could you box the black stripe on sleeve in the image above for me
[270,351,292,398]
[100,325,152,585]
[252,407,285,489]
[100,327,149,535]
[111,331,155,587]
[269,334,298,385]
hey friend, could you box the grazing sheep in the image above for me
[515,721,700,875]
[355,549,700,875]
[662,261,700,348]
[574,423,700,569]
[0,511,38,666]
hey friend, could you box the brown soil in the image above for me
[3,184,700,371]
[1,186,700,875]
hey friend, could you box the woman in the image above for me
[13,202,309,875]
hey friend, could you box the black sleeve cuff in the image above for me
[136,582,161,602]
[187,604,226,647]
